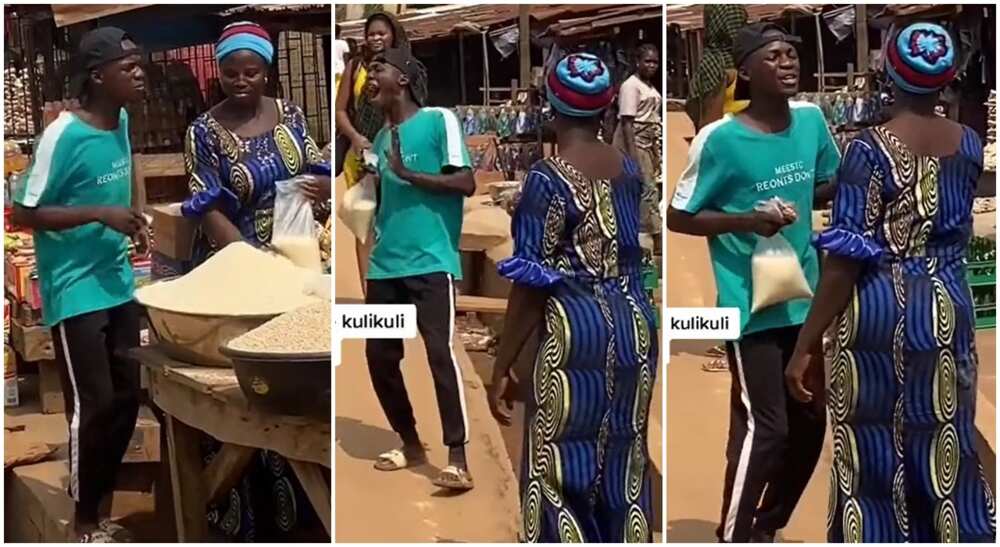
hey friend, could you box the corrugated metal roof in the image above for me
[337,4,657,43]
[216,4,329,17]
[665,4,824,32]
[52,4,148,28]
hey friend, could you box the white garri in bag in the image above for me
[272,176,322,272]
[337,176,376,244]
[750,197,813,313]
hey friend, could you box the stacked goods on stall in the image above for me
[4,294,16,407]
[4,67,34,136]
[968,235,996,329]
[985,91,996,172]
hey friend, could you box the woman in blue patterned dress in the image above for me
[786,23,996,542]
[180,23,330,540]
[488,53,659,542]
[182,21,330,266]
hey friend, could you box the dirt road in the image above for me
[333,176,520,542]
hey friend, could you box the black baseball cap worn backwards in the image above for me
[733,22,802,101]
[70,27,142,97]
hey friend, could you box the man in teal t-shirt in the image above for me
[12,27,148,542]
[667,23,839,543]
[363,47,477,491]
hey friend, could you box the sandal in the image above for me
[705,345,726,358]
[701,358,729,373]
[374,447,427,471]
[98,520,133,542]
[79,530,115,543]
[433,465,475,491]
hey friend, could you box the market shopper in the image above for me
[335,11,410,292]
[12,27,147,543]
[685,4,749,131]
[180,22,330,541]
[489,53,659,542]
[667,23,840,543]
[363,47,476,491]
[614,43,663,235]
[182,21,330,267]
[786,22,996,542]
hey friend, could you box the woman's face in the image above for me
[638,50,660,80]
[366,18,394,54]
[219,50,268,106]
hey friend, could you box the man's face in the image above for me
[743,33,800,98]
[94,40,145,104]
[367,60,406,108]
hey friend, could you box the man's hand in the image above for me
[98,207,146,236]
[300,175,332,202]
[132,227,151,257]
[750,208,790,237]
[386,126,407,178]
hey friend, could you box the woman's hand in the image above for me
[301,175,332,202]
[352,135,372,153]
[488,371,518,427]
[785,350,814,403]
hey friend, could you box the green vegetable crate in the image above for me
[642,260,660,329]
[968,236,996,330]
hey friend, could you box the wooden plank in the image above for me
[38,359,64,415]
[289,459,332,537]
[203,443,256,504]
[136,153,186,178]
[11,320,54,362]
[456,295,508,315]
[149,368,330,467]
[123,405,161,463]
[165,415,208,542]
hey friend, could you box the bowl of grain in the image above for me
[135,243,326,367]
[220,302,331,417]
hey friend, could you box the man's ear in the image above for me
[737,64,750,83]
[398,73,410,87]
[90,68,104,88]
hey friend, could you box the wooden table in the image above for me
[133,346,331,541]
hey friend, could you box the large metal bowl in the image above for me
[220,344,331,417]
[145,307,275,367]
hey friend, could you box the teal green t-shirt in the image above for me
[671,102,841,336]
[368,107,472,281]
[14,109,135,327]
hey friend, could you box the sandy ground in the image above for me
[333,175,520,542]
[664,112,996,542]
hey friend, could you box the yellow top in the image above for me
[724,72,749,114]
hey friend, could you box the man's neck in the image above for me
[384,98,420,125]
[80,95,124,130]
[742,95,792,132]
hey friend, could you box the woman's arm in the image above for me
[489,283,546,425]
[335,59,367,149]
[201,208,243,248]
[620,116,640,161]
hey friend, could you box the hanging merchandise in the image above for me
[4,67,34,136]
[985,91,996,172]
[454,105,541,138]
[495,142,542,179]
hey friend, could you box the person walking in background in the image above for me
[335,11,410,291]
[488,52,659,542]
[786,22,997,542]
[667,23,839,543]
[685,4,749,131]
[11,27,147,543]
[363,47,477,491]
[614,43,663,239]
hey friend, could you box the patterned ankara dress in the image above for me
[499,156,658,542]
[816,125,996,542]
[181,99,328,540]
[182,98,326,265]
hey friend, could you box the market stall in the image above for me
[3,4,333,542]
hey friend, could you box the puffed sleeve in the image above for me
[180,121,239,218]
[497,166,567,287]
[813,136,884,261]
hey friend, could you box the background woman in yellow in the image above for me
[684,4,748,131]
[335,12,409,287]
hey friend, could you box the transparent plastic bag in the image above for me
[336,175,376,245]
[750,198,812,313]
[272,176,322,272]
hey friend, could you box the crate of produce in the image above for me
[975,306,995,330]
[968,261,996,286]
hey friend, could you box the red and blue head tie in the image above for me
[546,53,615,118]
[886,22,956,94]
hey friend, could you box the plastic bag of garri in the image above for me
[750,197,813,313]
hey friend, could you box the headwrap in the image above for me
[886,22,957,94]
[546,53,615,118]
[374,48,429,107]
[688,5,748,100]
[216,21,274,64]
